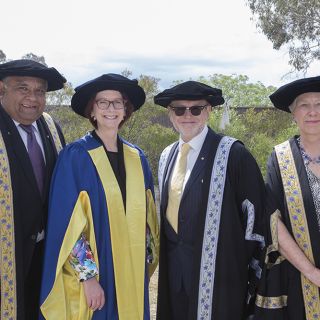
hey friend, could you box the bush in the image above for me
[48,105,299,181]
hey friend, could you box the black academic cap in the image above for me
[154,80,225,107]
[71,73,146,117]
[0,59,66,91]
[270,76,320,113]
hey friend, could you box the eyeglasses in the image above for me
[169,105,209,116]
[95,99,125,110]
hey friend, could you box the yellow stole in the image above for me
[43,112,63,153]
[0,132,16,319]
[275,140,320,319]
[0,113,62,320]
[41,143,146,320]
[88,144,146,319]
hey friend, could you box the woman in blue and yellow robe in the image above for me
[39,74,159,320]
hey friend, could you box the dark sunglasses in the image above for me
[169,105,209,116]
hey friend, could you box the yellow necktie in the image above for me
[166,143,190,233]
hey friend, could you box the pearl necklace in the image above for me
[298,137,320,165]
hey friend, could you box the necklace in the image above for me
[297,137,320,165]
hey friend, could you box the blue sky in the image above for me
[2,0,320,89]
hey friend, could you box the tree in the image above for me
[247,0,320,71]
[208,107,297,177]
[197,74,276,107]
[120,73,164,143]
[46,82,74,106]
[46,105,91,143]
[0,50,6,63]
[21,52,47,66]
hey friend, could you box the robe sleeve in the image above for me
[69,234,99,282]
[137,148,160,278]
[266,151,286,214]
[228,142,266,306]
[229,143,265,248]
[40,142,99,319]
[254,151,289,318]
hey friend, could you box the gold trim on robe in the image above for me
[0,132,16,320]
[43,112,63,153]
[0,114,62,320]
[256,294,288,309]
[265,209,285,268]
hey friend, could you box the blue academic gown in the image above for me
[39,133,156,320]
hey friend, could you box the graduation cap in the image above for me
[0,59,66,92]
[270,76,320,113]
[154,80,225,107]
[71,73,146,117]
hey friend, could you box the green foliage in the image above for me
[209,107,298,177]
[134,124,178,180]
[21,52,47,66]
[0,50,6,63]
[46,106,91,143]
[120,74,164,143]
[247,0,320,71]
[198,74,276,107]
[46,82,74,107]
[41,70,300,181]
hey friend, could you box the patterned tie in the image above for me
[20,124,45,193]
[166,143,190,233]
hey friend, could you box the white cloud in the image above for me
[2,0,319,89]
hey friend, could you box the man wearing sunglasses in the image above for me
[154,81,265,320]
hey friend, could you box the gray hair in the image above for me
[288,98,297,113]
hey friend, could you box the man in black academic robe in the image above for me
[0,60,66,320]
[154,81,265,320]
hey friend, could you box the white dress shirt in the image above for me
[13,119,46,161]
[171,126,208,190]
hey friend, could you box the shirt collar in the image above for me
[13,119,39,132]
[179,126,208,152]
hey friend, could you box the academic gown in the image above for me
[0,104,65,320]
[40,132,159,320]
[157,128,265,320]
[255,136,320,320]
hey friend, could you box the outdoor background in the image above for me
[2,0,320,318]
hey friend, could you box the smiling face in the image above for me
[168,99,211,142]
[0,76,47,125]
[90,90,126,132]
[292,92,320,138]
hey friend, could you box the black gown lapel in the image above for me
[37,116,57,200]
[0,106,40,197]
[181,129,222,202]
[161,142,179,217]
